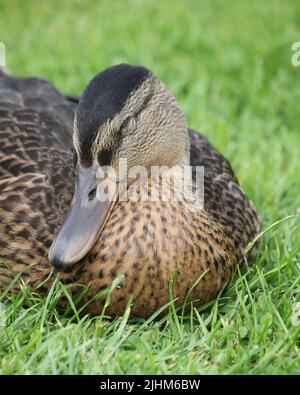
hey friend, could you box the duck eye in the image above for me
[88,188,97,201]
[121,116,136,132]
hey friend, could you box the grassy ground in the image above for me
[0,0,299,374]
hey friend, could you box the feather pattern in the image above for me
[0,70,261,317]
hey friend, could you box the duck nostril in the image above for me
[88,188,97,201]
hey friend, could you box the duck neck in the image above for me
[173,127,191,168]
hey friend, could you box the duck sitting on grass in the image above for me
[0,64,261,318]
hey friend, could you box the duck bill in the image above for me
[48,165,117,270]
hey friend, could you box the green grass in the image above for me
[0,0,300,374]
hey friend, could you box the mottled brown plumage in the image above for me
[0,66,261,318]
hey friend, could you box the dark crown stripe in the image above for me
[76,64,150,167]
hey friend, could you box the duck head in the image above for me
[49,64,189,269]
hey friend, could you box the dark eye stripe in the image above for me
[97,149,112,166]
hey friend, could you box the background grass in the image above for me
[0,0,299,374]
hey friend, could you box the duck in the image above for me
[0,64,261,318]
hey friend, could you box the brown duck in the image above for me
[0,64,261,318]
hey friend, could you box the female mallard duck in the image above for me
[0,64,261,318]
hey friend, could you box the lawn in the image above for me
[0,0,299,374]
